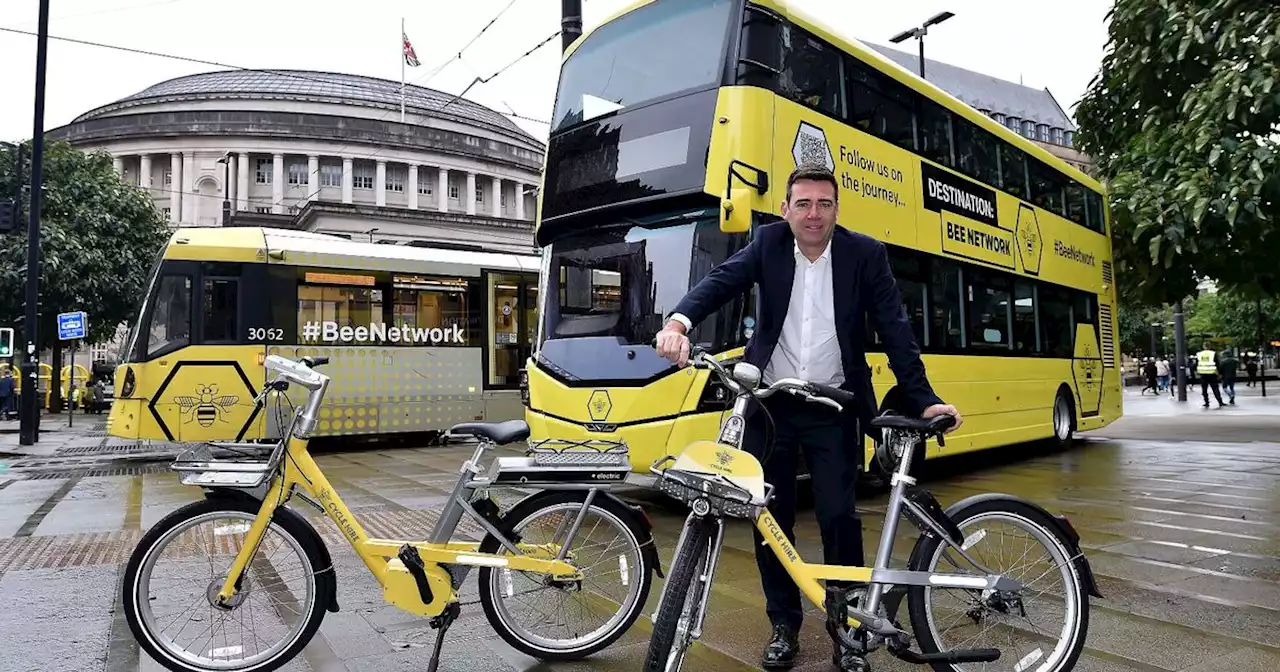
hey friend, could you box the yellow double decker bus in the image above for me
[523,0,1121,477]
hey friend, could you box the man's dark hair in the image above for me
[786,163,839,203]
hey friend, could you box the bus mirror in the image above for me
[721,187,752,233]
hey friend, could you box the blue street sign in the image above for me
[57,311,87,341]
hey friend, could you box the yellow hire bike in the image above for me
[644,348,1101,672]
[122,354,661,672]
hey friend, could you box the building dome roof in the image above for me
[75,69,537,141]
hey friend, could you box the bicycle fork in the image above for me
[655,514,725,643]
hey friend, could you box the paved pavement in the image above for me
[0,389,1278,672]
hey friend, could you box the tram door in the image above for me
[486,271,537,389]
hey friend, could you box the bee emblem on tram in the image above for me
[174,384,240,427]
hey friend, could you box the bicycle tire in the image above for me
[642,516,715,672]
[122,497,334,672]
[905,497,1089,672]
[477,490,655,661]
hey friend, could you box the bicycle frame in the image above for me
[652,354,1021,640]
[175,358,646,618]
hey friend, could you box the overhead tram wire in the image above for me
[0,23,554,209]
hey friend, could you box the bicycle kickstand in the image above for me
[425,602,461,672]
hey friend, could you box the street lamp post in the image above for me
[20,0,51,445]
[889,11,954,79]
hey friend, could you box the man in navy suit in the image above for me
[657,164,961,671]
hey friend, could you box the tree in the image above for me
[1190,289,1280,347]
[1074,1,1280,305]
[0,139,170,408]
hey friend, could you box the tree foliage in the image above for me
[0,140,169,352]
[1075,0,1280,304]
[1190,289,1280,346]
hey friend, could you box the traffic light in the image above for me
[0,328,12,357]
[0,199,15,233]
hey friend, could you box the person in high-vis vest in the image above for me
[1196,343,1225,408]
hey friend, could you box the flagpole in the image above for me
[400,17,406,123]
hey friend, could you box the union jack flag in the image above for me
[403,33,420,67]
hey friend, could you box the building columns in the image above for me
[272,153,284,213]
[113,156,123,175]
[515,182,525,220]
[438,167,448,213]
[181,153,195,224]
[236,153,249,212]
[170,153,182,223]
[307,155,319,202]
[408,164,419,210]
[139,154,152,191]
[466,172,476,215]
[342,157,353,204]
[376,160,387,207]
[491,176,502,218]
[225,154,236,210]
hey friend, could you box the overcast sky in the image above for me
[0,0,1112,144]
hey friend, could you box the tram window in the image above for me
[148,275,191,356]
[929,260,964,350]
[845,56,916,151]
[297,284,381,344]
[1013,280,1039,354]
[202,278,238,342]
[779,24,844,118]
[391,278,471,346]
[965,269,1011,351]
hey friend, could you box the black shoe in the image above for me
[761,624,800,669]
[834,645,872,671]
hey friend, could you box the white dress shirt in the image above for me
[670,240,844,387]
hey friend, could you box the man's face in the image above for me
[781,178,838,249]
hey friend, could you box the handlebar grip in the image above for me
[810,383,856,407]
[302,356,329,368]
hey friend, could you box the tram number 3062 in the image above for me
[247,327,286,341]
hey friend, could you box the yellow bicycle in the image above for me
[122,354,660,672]
[644,348,1100,672]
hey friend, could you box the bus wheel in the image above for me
[1053,387,1075,449]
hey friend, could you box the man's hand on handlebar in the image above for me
[922,403,963,433]
[655,321,691,367]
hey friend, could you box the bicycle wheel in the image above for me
[905,498,1089,672]
[477,490,654,661]
[122,497,334,672]
[642,515,716,672]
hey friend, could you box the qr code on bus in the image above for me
[792,122,833,170]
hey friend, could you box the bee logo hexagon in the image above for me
[587,390,612,422]
[1015,203,1043,275]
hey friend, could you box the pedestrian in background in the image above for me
[1219,350,1238,405]
[1155,357,1170,393]
[1141,358,1158,395]
[1245,357,1258,387]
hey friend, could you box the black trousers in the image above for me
[1200,373,1223,405]
[743,392,864,631]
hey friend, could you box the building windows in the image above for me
[449,184,459,200]
[476,185,484,204]
[256,159,272,184]
[320,164,342,188]
[1051,127,1064,145]
[386,166,405,193]
[162,207,171,218]
[288,162,307,186]
[417,173,433,195]
[163,170,172,186]
[353,164,374,190]
[256,207,271,214]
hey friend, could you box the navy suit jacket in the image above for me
[672,221,943,441]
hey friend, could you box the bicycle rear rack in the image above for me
[484,439,634,486]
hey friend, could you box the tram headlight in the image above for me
[518,368,529,405]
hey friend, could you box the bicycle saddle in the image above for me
[870,414,955,434]
[449,419,531,445]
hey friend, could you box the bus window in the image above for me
[1085,190,1106,234]
[1029,158,1065,217]
[917,99,954,167]
[845,56,916,151]
[954,117,1001,188]
[779,25,844,119]
[148,274,192,357]
[1039,284,1073,358]
[929,260,965,350]
[1001,143,1029,200]
[1013,280,1039,355]
[1064,182,1087,227]
[965,269,1011,351]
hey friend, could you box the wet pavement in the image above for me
[0,386,1278,672]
